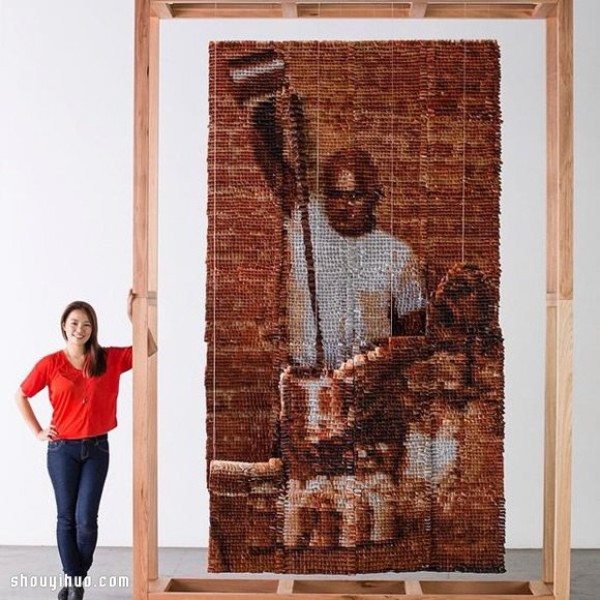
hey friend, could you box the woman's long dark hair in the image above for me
[60,301,107,377]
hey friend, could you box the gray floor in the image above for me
[0,547,596,599]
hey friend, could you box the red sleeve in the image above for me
[20,356,52,398]
[107,346,133,374]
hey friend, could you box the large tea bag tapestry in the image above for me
[206,41,504,574]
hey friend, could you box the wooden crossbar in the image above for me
[149,0,557,19]
[145,578,554,599]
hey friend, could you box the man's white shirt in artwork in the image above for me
[286,200,425,369]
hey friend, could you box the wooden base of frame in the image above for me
[147,577,554,599]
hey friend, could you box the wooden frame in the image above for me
[132,0,573,598]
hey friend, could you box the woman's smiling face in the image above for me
[62,309,93,347]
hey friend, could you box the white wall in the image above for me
[0,0,598,552]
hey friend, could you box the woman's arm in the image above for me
[15,388,56,440]
[128,289,158,357]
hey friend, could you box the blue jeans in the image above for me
[47,435,110,578]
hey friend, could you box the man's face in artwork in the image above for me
[323,150,381,238]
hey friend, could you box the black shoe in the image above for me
[67,586,85,600]
[58,587,68,600]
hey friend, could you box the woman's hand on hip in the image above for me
[36,426,58,441]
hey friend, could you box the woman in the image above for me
[15,293,156,600]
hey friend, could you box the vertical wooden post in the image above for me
[544,1,573,599]
[133,1,159,599]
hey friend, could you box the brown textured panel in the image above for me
[207,41,503,574]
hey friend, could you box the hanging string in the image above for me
[349,42,357,360]
[315,6,322,369]
[389,40,395,338]
[315,5,321,210]
[423,40,431,339]
[212,39,218,463]
[461,40,467,264]
[314,4,322,371]
[460,3,467,264]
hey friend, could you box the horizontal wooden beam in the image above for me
[150,0,558,19]
[299,3,400,17]
[147,578,554,599]
[169,4,287,17]
[399,0,556,3]
[425,4,534,18]
[152,0,556,4]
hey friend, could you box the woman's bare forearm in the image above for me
[15,389,55,440]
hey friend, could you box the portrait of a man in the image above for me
[286,147,425,368]
[206,40,504,575]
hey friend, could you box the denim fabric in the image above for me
[47,435,109,578]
